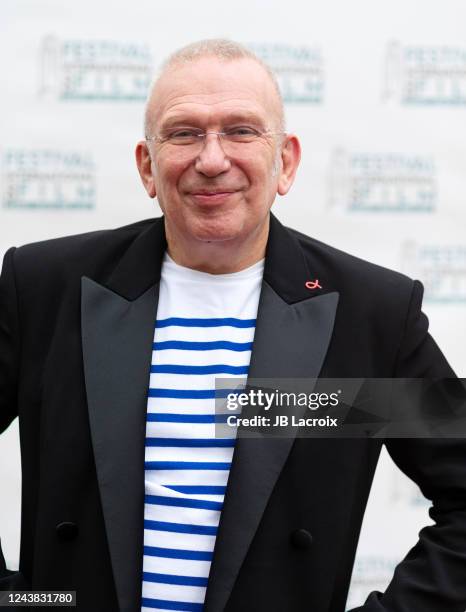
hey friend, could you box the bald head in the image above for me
[144,39,285,139]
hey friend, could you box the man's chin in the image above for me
[192,229,239,244]
[189,218,244,244]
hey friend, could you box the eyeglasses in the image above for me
[145,126,285,155]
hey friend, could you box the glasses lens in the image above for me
[164,129,203,145]
[224,127,262,144]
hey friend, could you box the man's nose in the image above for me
[194,133,231,176]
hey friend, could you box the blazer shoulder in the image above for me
[8,217,162,292]
[11,217,158,269]
[288,225,416,296]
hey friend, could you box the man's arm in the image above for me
[349,281,466,612]
[0,248,19,434]
[0,248,29,590]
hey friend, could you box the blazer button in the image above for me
[56,522,79,541]
[290,528,313,549]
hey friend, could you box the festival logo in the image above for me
[401,242,466,303]
[384,40,466,105]
[39,35,152,101]
[2,149,96,210]
[248,43,324,103]
[327,148,437,213]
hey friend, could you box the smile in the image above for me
[189,191,237,205]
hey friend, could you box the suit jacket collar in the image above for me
[265,212,316,303]
[81,212,338,612]
[104,212,324,305]
[105,217,167,300]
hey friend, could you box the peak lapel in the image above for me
[81,218,166,612]
[204,214,339,612]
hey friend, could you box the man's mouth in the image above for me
[188,190,237,205]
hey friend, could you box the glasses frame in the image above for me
[145,128,286,147]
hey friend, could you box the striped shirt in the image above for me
[141,253,264,612]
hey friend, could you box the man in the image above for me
[0,39,465,612]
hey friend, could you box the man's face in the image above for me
[137,57,299,248]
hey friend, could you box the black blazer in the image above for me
[0,213,465,612]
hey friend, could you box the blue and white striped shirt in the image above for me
[141,254,264,612]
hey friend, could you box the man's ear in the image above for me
[135,141,157,198]
[277,134,301,196]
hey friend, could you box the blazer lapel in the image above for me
[204,214,339,612]
[81,219,166,612]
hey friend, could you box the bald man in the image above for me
[1,39,466,612]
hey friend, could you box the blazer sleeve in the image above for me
[349,280,466,612]
[0,247,29,590]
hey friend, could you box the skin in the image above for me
[135,56,301,274]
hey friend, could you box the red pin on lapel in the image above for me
[305,279,322,290]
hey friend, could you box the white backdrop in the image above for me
[1,1,465,609]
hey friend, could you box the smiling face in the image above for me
[136,56,300,269]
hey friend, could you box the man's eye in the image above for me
[226,126,260,137]
[168,129,199,139]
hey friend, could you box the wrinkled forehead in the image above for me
[146,57,282,132]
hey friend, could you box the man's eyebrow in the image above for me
[160,112,267,129]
